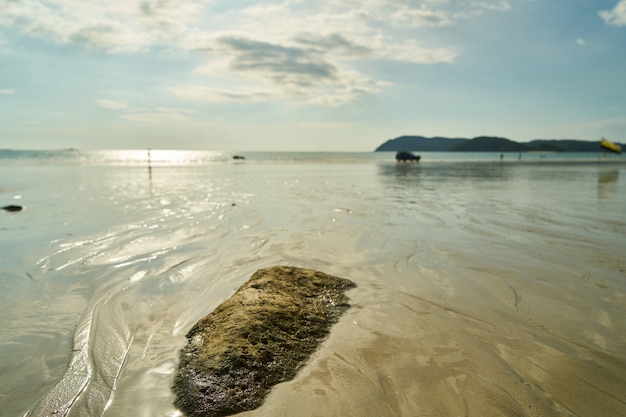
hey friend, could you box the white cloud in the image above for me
[180,31,384,105]
[375,39,457,64]
[0,0,203,52]
[0,88,16,94]
[96,99,129,110]
[576,38,586,46]
[120,107,194,123]
[181,22,454,105]
[0,0,515,56]
[600,0,626,26]
[471,1,511,12]
[392,8,453,27]
[0,0,509,106]
[95,97,193,123]
[168,72,386,107]
[169,85,271,103]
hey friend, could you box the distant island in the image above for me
[375,136,623,152]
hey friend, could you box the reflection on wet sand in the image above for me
[1,158,625,417]
[377,161,513,182]
[598,169,619,199]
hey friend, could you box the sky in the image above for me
[1,0,625,151]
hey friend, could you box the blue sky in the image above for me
[1,0,625,151]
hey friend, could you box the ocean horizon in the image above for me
[1,148,624,165]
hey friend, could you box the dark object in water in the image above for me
[2,204,23,212]
[232,155,245,160]
[172,266,355,417]
[395,151,421,162]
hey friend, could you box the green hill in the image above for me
[449,136,528,152]
[375,136,468,151]
[375,136,622,152]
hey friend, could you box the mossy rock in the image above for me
[173,266,356,417]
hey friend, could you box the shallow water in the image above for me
[1,153,625,417]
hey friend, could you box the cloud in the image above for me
[176,37,391,107]
[392,8,453,27]
[95,98,193,123]
[96,99,129,110]
[292,33,372,57]
[0,0,509,105]
[168,85,272,103]
[377,39,457,64]
[576,38,586,46]
[471,1,512,12]
[120,107,194,123]
[0,0,203,52]
[219,37,338,85]
[183,24,453,106]
[0,0,515,55]
[0,88,16,94]
[600,0,626,26]
[169,72,386,107]
[171,1,471,105]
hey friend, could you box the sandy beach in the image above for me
[1,152,625,417]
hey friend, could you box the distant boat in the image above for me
[600,138,621,154]
[395,151,421,162]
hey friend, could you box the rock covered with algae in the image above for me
[173,266,356,417]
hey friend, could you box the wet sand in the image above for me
[1,156,625,416]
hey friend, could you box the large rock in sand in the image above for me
[173,266,356,417]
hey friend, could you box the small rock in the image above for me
[2,205,23,212]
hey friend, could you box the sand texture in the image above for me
[172,266,356,417]
[2,155,625,417]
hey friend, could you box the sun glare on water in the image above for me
[95,149,228,165]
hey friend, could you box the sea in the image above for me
[1,149,625,417]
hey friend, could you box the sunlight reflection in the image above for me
[147,150,217,164]
[88,150,228,165]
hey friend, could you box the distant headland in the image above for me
[375,136,623,152]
